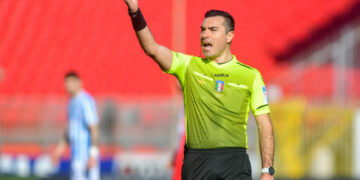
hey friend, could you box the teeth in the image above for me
[202,42,212,50]
[203,44,212,50]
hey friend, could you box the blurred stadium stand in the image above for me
[0,0,360,179]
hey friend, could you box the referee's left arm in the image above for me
[255,113,274,179]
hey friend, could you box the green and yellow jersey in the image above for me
[166,51,270,149]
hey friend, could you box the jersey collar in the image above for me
[208,55,237,68]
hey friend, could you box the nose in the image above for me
[201,29,210,39]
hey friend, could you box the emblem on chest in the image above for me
[215,80,225,92]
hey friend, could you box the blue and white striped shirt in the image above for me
[67,90,98,162]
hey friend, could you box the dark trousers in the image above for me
[181,147,252,180]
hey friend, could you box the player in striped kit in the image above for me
[52,71,100,180]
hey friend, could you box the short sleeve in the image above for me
[82,98,99,126]
[165,51,192,86]
[250,72,271,116]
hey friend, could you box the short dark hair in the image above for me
[64,71,80,79]
[205,10,235,32]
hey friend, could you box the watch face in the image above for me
[269,167,275,175]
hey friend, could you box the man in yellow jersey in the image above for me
[123,0,275,179]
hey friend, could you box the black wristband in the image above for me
[128,8,147,31]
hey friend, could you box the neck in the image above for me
[71,89,82,97]
[209,48,233,64]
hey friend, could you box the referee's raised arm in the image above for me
[124,0,173,72]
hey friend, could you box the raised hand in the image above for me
[124,0,139,13]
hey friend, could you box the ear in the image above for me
[226,31,234,44]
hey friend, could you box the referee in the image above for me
[124,0,275,179]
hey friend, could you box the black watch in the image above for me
[261,167,275,175]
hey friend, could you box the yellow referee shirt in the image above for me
[166,51,270,149]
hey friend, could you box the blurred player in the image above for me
[124,0,275,179]
[52,71,100,180]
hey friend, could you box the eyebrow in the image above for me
[200,26,218,29]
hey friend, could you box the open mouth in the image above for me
[202,42,213,51]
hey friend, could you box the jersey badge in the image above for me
[215,80,225,92]
[262,86,268,104]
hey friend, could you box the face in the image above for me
[201,16,233,59]
[64,77,81,96]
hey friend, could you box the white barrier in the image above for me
[114,151,172,179]
[0,154,13,174]
[0,153,56,178]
